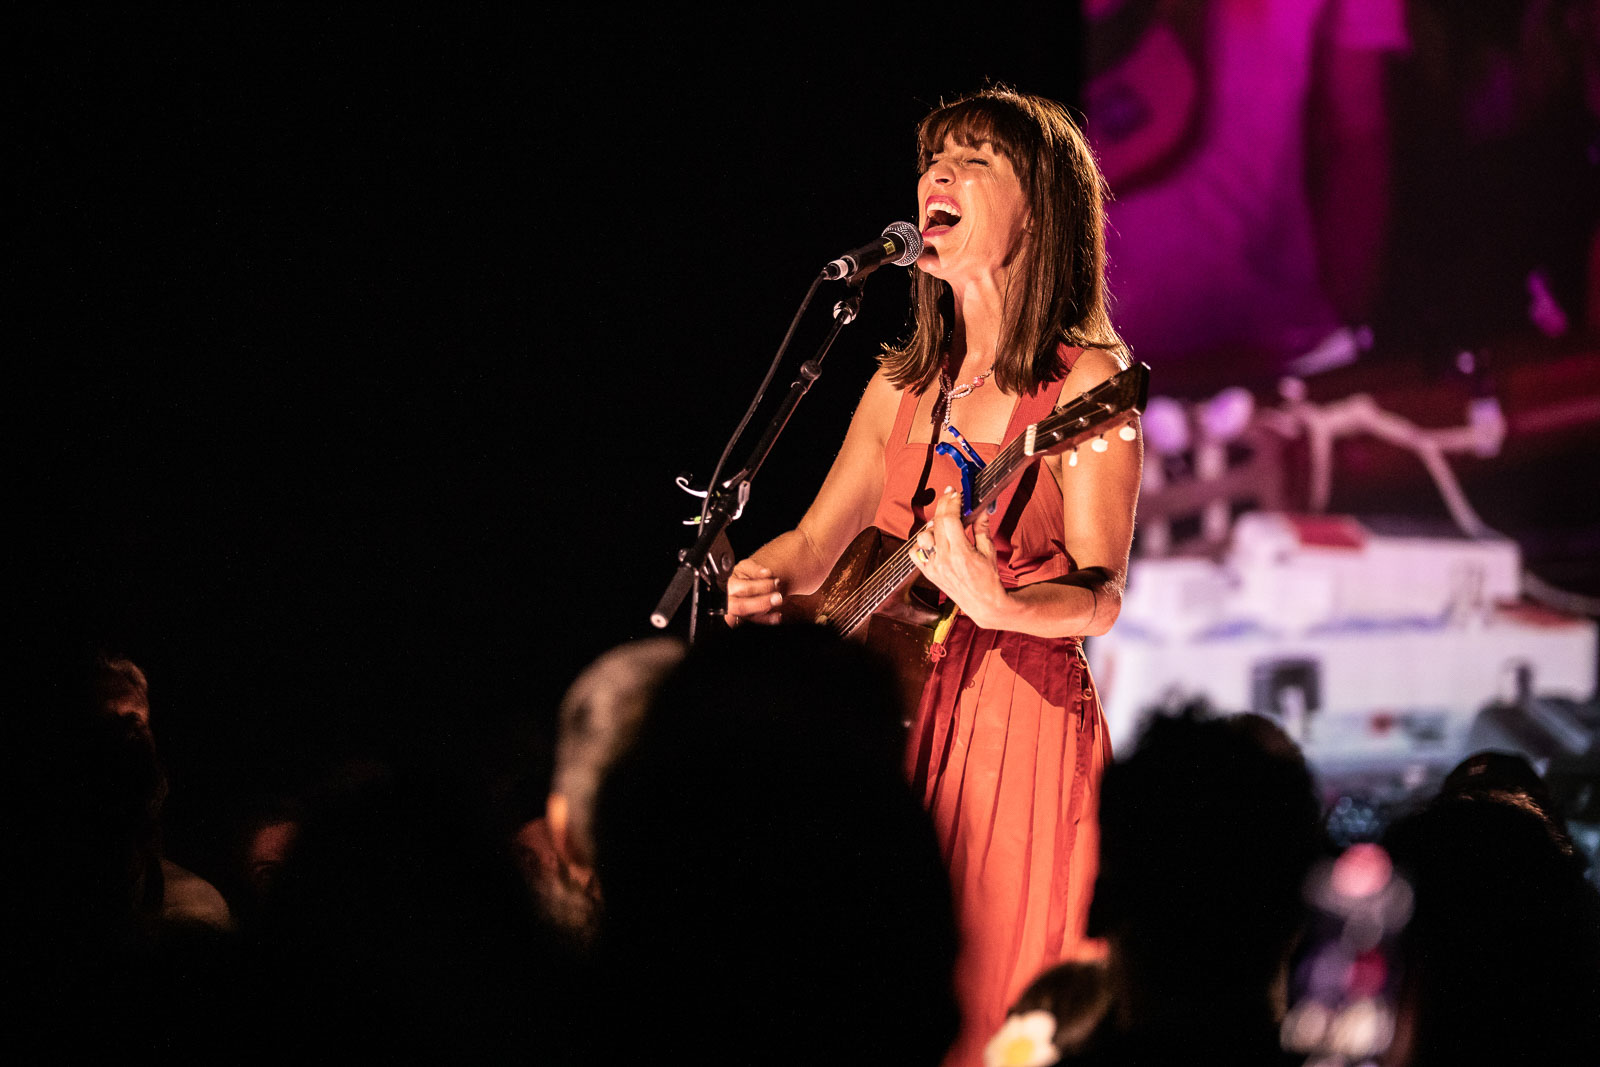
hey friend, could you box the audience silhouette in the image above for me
[1002,706,1325,1066]
[523,636,685,951]
[13,628,1599,1066]
[1382,752,1600,1066]
[592,623,960,1065]
[221,758,583,1060]
[2,642,231,1055]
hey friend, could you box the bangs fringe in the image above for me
[917,96,1037,183]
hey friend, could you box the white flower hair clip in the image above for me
[983,1010,1061,1067]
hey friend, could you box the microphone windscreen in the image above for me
[882,221,923,266]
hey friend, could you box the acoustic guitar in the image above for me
[784,362,1150,710]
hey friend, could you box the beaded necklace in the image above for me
[939,363,995,428]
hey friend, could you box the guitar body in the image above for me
[784,527,948,718]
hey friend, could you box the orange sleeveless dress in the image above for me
[870,347,1113,1067]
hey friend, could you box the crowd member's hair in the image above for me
[93,654,149,709]
[1384,789,1600,1064]
[1441,749,1569,825]
[1006,959,1113,1057]
[1090,708,1326,994]
[550,636,684,867]
[1049,707,1326,1065]
[881,87,1125,396]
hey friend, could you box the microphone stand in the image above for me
[651,274,867,638]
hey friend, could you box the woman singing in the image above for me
[725,88,1141,1064]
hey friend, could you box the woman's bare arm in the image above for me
[725,369,901,624]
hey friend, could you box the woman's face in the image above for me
[916,135,1030,284]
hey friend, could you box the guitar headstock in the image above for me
[1023,361,1150,459]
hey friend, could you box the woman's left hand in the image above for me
[910,486,1011,629]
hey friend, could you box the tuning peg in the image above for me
[1091,435,1109,453]
[1068,448,1079,468]
[1119,424,1137,441]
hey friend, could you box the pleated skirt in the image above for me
[905,614,1112,1067]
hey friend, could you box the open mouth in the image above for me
[924,200,962,231]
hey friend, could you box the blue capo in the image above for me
[935,424,987,517]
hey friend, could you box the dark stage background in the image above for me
[20,8,1082,884]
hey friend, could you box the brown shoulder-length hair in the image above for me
[881,88,1124,396]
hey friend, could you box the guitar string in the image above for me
[826,403,1083,637]
[829,436,1026,637]
[825,437,1015,635]
[828,435,1027,637]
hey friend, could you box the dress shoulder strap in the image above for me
[885,374,922,452]
[999,345,1083,444]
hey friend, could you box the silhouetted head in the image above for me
[1384,789,1600,1064]
[593,623,958,1064]
[1442,748,1564,819]
[93,653,150,729]
[1,642,170,1009]
[1090,708,1326,990]
[1001,959,1113,1059]
[238,758,581,1060]
[549,636,685,869]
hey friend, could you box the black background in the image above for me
[19,7,1079,880]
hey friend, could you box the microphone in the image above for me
[821,221,923,281]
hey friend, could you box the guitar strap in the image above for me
[986,370,1074,582]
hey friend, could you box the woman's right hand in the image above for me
[719,370,896,628]
[724,559,784,626]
